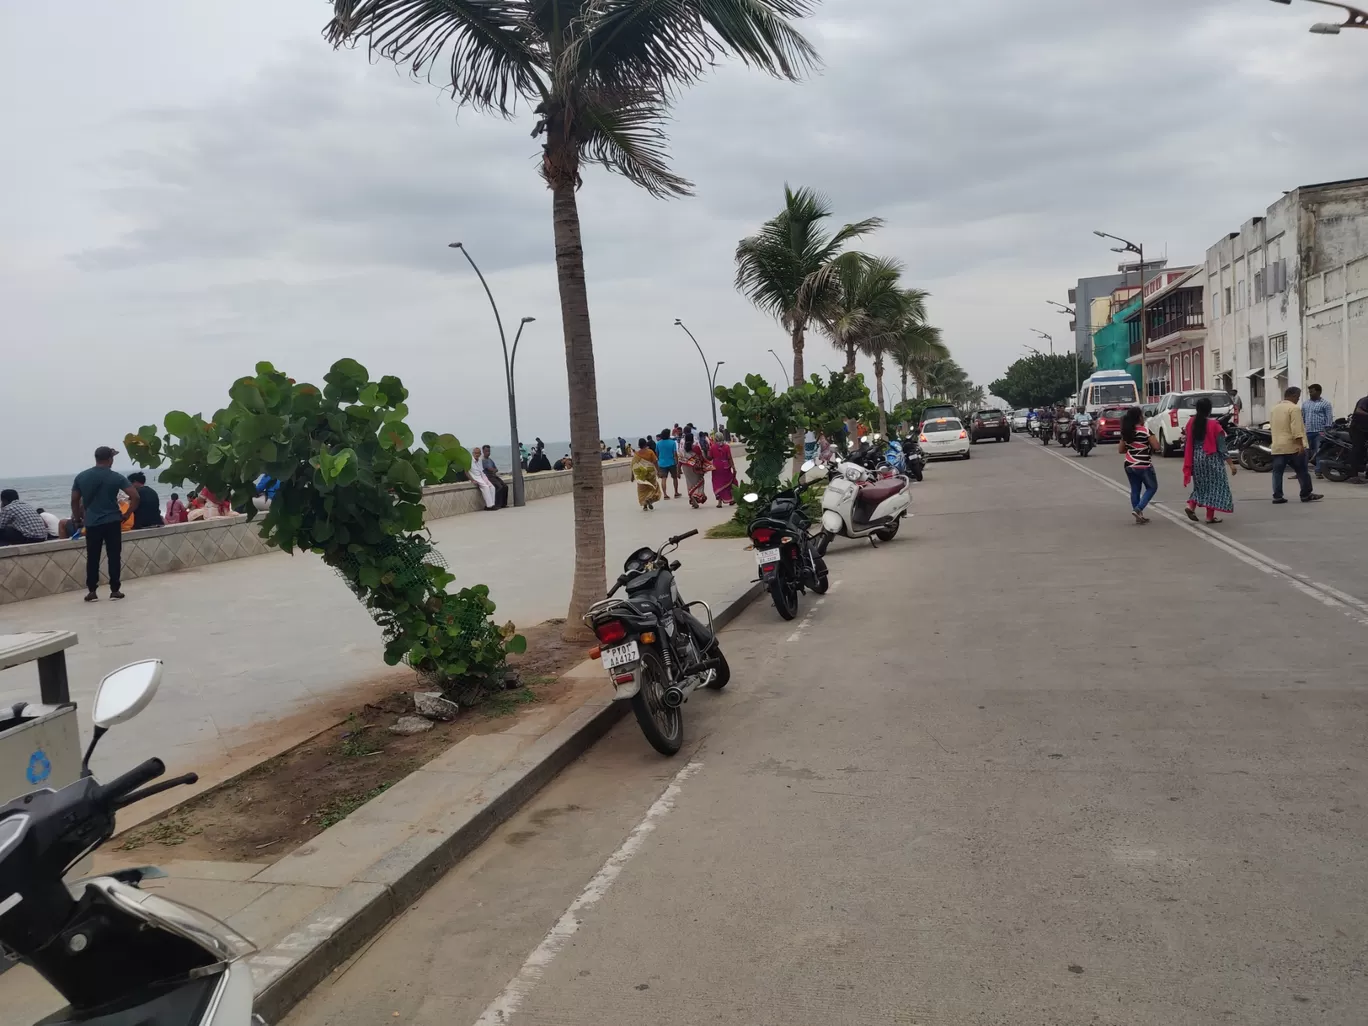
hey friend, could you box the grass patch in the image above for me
[705,519,750,539]
[482,686,540,719]
[315,784,392,830]
[117,816,202,851]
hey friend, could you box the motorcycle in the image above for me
[1038,419,1053,445]
[745,461,830,621]
[901,436,926,482]
[816,456,911,554]
[1314,418,1359,482]
[584,530,729,755]
[1072,418,1095,457]
[1235,425,1273,473]
[1,660,259,1026]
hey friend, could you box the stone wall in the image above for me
[0,456,647,605]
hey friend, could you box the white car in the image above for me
[1146,390,1236,457]
[1011,409,1030,432]
[919,416,971,460]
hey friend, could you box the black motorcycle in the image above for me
[585,530,729,755]
[1038,418,1053,445]
[747,463,830,621]
[902,436,926,482]
[1234,425,1273,472]
[1315,418,1358,482]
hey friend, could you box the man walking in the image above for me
[72,446,138,601]
[1269,387,1322,506]
[0,490,49,546]
[1300,383,1333,479]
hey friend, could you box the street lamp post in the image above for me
[449,241,533,508]
[1267,0,1368,32]
[767,349,791,389]
[674,319,723,434]
[1095,230,1149,401]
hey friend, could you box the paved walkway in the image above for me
[0,466,752,798]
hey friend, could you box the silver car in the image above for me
[1011,409,1030,432]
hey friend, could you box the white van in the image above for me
[1079,371,1140,414]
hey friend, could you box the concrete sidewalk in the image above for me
[0,464,752,807]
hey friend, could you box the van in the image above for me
[1079,371,1140,414]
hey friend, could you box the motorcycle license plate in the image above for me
[754,548,781,566]
[601,641,639,669]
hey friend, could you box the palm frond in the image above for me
[577,88,693,197]
[326,0,548,112]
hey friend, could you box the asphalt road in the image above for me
[285,438,1368,1026]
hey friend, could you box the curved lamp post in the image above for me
[1094,230,1149,399]
[449,241,533,507]
[673,319,723,433]
[767,349,791,389]
[1267,0,1368,32]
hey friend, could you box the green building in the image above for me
[1090,294,1142,390]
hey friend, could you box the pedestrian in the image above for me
[481,445,509,509]
[710,432,737,506]
[72,445,137,600]
[1118,406,1158,524]
[1182,396,1236,525]
[467,447,497,510]
[1301,383,1334,479]
[655,429,680,499]
[0,489,49,545]
[631,438,660,511]
[680,432,712,509]
[1350,392,1368,485]
[1229,388,1243,424]
[127,472,164,529]
[165,492,188,524]
[1269,386,1322,505]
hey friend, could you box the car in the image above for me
[1011,409,1030,432]
[969,409,1010,443]
[918,403,960,429]
[1146,390,1236,457]
[1095,405,1130,442]
[1141,402,1159,419]
[919,416,971,460]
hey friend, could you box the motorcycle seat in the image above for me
[856,479,904,508]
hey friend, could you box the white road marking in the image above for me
[786,603,821,643]
[1036,445,1368,627]
[471,761,704,1025]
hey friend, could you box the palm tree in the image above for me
[888,304,947,404]
[920,357,971,403]
[325,1,819,637]
[735,187,881,386]
[820,252,905,378]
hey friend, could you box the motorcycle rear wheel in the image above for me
[810,553,830,594]
[630,649,683,755]
[770,577,799,621]
[705,646,731,689]
[1324,465,1351,483]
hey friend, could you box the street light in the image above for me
[449,241,532,508]
[1267,0,1368,32]
[767,349,791,388]
[674,319,724,434]
[1094,230,1150,400]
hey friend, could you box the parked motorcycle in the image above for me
[745,462,830,621]
[1073,417,1095,457]
[1,660,259,1026]
[902,436,926,482]
[585,530,729,754]
[1315,418,1358,482]
[1235,425,1274,473]
[816,456,911,554]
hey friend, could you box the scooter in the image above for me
[1073,418,1095,457]
[1,660,260,1026]
[1055,418,1074,447]
[816,457,911,554]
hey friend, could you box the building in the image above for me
[1068,259,1167,364]
[1121,266,1203,399]
[1091,290,1140,377]
[1206,177,1368,424]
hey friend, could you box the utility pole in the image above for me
[674,319,722,434]
[767,349,791,388]
[1095,231,1149,401]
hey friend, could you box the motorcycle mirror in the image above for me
[743,492,760,503]
[93,659,163,729]
[800,460,815,473]
[860,435,868,443]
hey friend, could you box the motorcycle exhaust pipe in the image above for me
[662,685,686,708]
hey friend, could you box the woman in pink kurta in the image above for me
[709,433,736,507]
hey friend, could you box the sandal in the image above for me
[1205,517,1223,524]
[1184,507,1199,522]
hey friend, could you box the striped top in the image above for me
[1124,428,1153,468]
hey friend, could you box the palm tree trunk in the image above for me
[874,353,887,437]
[790,322,805,475]
[900,365,908,404]
[844,343,857,377]
[549,170,604,642]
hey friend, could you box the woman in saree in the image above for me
[680,432,713,509]
[632,438,660,511]
[1182,395,1236,524]
[709,432,736,507]
[466,447,497,510]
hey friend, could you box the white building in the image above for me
[1205,177,1368,424]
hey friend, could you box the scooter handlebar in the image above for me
[95,758,165,807]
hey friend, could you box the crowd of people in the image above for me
[630,424,736,512]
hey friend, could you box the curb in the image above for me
[250,578,763,1024]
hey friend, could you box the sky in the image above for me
[2,0,1366,477]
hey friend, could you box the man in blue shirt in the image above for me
[72,446,138,601]
[1301,383,1333,479]
[655,430,680,500]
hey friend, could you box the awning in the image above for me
[1247,366,1265,377]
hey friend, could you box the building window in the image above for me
[1212,293,1220,322]
[1270,333,1288,369]
[1211,349,1221,372]
[1236,279,1245,310]
[1224,287,1232,315]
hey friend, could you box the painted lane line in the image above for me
[786,603,821,643]
[1035,445,1368,627]
[472,760,704,1026]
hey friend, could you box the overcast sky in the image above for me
[3,0,1366,477]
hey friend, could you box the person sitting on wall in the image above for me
[0,489,50,545]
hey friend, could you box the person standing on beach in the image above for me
[72,446,137,600]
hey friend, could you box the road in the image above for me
[285,438,1368,1026]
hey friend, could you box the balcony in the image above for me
[1128,287,1206,353]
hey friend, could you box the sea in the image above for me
[3,441,580,513]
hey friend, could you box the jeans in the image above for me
[1126,465,1158,511]
[85,521,122,592]
[1271,452,1313,500]
[1307,431,1322,473]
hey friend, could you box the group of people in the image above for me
[631,424,736,512]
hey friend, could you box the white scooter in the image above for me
[816,458,911,554]
[1,660,262,1026]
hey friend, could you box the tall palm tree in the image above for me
[325,1,819,637]
[888,303,947,404]
[735,186,881,386]
[921,357,971,403]
[820,252,905,378]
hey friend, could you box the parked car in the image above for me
[919,403,960,428]
[1011,409,1030,432]
[1141,402,1159,419]
[969,409,1010,443]
[1095,405,1129,442]
[919,416,971,460]
[1146,390,1236,457]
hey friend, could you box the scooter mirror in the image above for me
[801,463,827,484]
[93,659,163,729]
[743,492,760,503]
[800,460,815,473]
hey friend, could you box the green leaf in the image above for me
[164,410,196,437]
[358,383,383,407]
[206,445,225,465]
[229,377,267,413]
[380,422,414,451]
[358,565,381,589]
[505,634,527,655]
[385,458,421,492]
[427,452,449,480]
